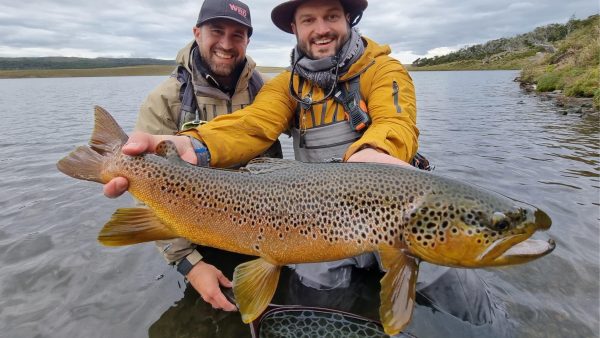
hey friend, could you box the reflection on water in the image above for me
[0,72,598,337]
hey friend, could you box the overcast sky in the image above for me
[0,0,597,65]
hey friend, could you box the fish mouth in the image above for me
[478,235,556,266]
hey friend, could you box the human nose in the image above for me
[218,35,234,50]
[314,18,331,35]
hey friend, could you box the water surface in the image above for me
[0,71,597,337]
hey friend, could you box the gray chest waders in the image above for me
[289,77,380,289]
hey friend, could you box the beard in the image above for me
[200,47,244,77]
[298,33,341,60]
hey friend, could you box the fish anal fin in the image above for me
[98,208,177,246]
[378,245,419,335]
[233,258,281,323]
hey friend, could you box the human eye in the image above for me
[301,17,314,25]
[327,13,341,21]
[211,28,224,36]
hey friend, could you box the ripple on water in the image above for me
[0,233,54,265]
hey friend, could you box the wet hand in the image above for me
[187,261,237,311]
[347,147,411,167]
[102,132,197,198]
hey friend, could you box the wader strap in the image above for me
[176,66,264,131]
[248,71,264,102]
[176,65,199,130]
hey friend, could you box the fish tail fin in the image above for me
[233,258,281,323]
[98,208,177,246]
[56,106,128,183]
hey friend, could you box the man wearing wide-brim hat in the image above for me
[105,0,419,333]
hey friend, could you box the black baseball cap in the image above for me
[197,0,253,37]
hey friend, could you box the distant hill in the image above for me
[410,14,599,109]
[0,57,175,70]
[410,14,596,71]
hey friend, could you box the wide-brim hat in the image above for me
[271,0,368,34]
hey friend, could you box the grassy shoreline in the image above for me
[0,65,288,79]
[0,63,528,79]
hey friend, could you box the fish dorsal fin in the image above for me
[91,106,129,154]
[378,245,419,335]
[98,208,177,246]
[233,258,281,323]
[242,158,301,174]
[155,140,187,165]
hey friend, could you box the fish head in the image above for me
[403,183,555,268]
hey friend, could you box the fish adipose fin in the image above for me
[98,208,177,246]
[56,106,128,183]
[378,245,419,335]
[233,258,281,323]
[155,140,189,166]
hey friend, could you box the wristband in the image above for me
[188,136,211,167]
[176,250,203,276]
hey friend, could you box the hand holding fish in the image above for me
[187,261,237,311]
[103,132,195,198]
[98,129,237,311]
[347,147,412,166]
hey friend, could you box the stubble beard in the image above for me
[201,48,242,77]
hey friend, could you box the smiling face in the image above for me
[291,0,351,60]
[194,18,249,77]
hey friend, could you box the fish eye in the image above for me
[490,212,511,231]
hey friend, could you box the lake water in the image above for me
[0,71,598,338]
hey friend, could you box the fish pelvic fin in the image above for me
[379,245,419,335]
[98,208,177,246]
[56,106,128,183]
[233,258,281,323]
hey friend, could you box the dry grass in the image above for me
[0,65,287,79]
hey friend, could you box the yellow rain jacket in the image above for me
[182,36,419,166]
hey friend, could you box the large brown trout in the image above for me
[57,106,555,335]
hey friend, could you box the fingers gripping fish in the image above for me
[57,106,555,335]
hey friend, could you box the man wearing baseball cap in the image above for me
[105,0,420,331]
[134,0,281,314]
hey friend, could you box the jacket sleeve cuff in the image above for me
[176,249,204,276]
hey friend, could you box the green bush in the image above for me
[565,67,599,97]
[536,73,561,91]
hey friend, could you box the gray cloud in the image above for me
[0,0,596,64]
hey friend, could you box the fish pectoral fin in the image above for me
[233,258,281,323]
[378,245,419,335]
[98,208,177,246]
